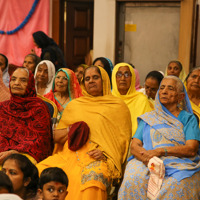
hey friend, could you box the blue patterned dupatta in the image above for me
[139,85,200,181]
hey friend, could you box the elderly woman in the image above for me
[0,67,52,164]
[23,53,41,73]
[118,76,200,199]
[185,67,200,126]
[165,60,186,82]
[112,63,152,136]
[44,68,82,122]
[34,60,55,96]
[37,66,132,200]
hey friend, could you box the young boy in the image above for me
[38,167,68,200]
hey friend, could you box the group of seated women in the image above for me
[0,52,199,200]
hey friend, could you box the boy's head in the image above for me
[0,171,14,194]
[38,167,68,200]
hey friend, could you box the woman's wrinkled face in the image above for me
[75,66,84,83]
[159,78,183,107]
[0,55,7,72]
[10,69,29,96]
[145,77,159,100]
[84,68,103,96]
[23,56,36,73]
[167,62,181,77]
[94,60,104,68]
[55,71,68,93]
[186,69,200,93]
[116,66,132,95]
[36,63,48,85]
[2,160,26,195]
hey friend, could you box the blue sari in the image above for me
[118,83,200,200]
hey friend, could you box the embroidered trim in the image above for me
[81,170,110,188]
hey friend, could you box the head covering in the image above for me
[185,67,200,127]
[44,68,83,112]
[0,68,52,162]
[138,77,200,181]
[164,60,186,82]
[133,68,140,90]
[81,66,111,97]
[112,63,152,136]
[56,65,131,178]
[34,60,56,95]
[93,57,114,85]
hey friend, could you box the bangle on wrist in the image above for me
[163,148,168,156]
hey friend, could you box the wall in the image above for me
[93,0,116,63]
[124,5,180,84]
[196,0,200,66]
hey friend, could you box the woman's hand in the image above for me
[0,150,18,164]
[140,149,162,166]
[88,149,106,161]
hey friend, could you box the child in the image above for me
[38,167,68,200]
[0,171,13,194]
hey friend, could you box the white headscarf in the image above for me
[34,60,56,95]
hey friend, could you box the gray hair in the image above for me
[163,75,184,93]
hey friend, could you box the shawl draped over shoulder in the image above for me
[56,67,132,178]
[44,68,82,113]
[112,63,152,136]
[0,68,53,162]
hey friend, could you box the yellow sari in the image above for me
[190,100,200,127]
[112,63,152,136]
[37,67,132,200]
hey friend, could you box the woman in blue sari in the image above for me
[118,76,200,199]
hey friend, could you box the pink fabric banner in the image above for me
[0,0,49,66]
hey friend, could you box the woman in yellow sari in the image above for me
[165,60,186,82]
[112,63,152,136]
[185,67,200,126]
[37,66,132,200]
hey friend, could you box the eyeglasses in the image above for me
[116,71,132,78]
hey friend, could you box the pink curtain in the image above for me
[0,0,49,66]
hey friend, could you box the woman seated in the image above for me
[93,57,113,85]
[2,154,39,200]
[34,60,55,96]
[112,63,152,136]
[185,67,200,126]
[118,76,200,199]
[44,68,82,123]
[165,60,186,82]
[23,53,41,73]
[0,68,10,102]
[37,66,132,200]
[139,70,164,108]
[0,53,9,87]
[0,67,52,164]
[74,64,88,84]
